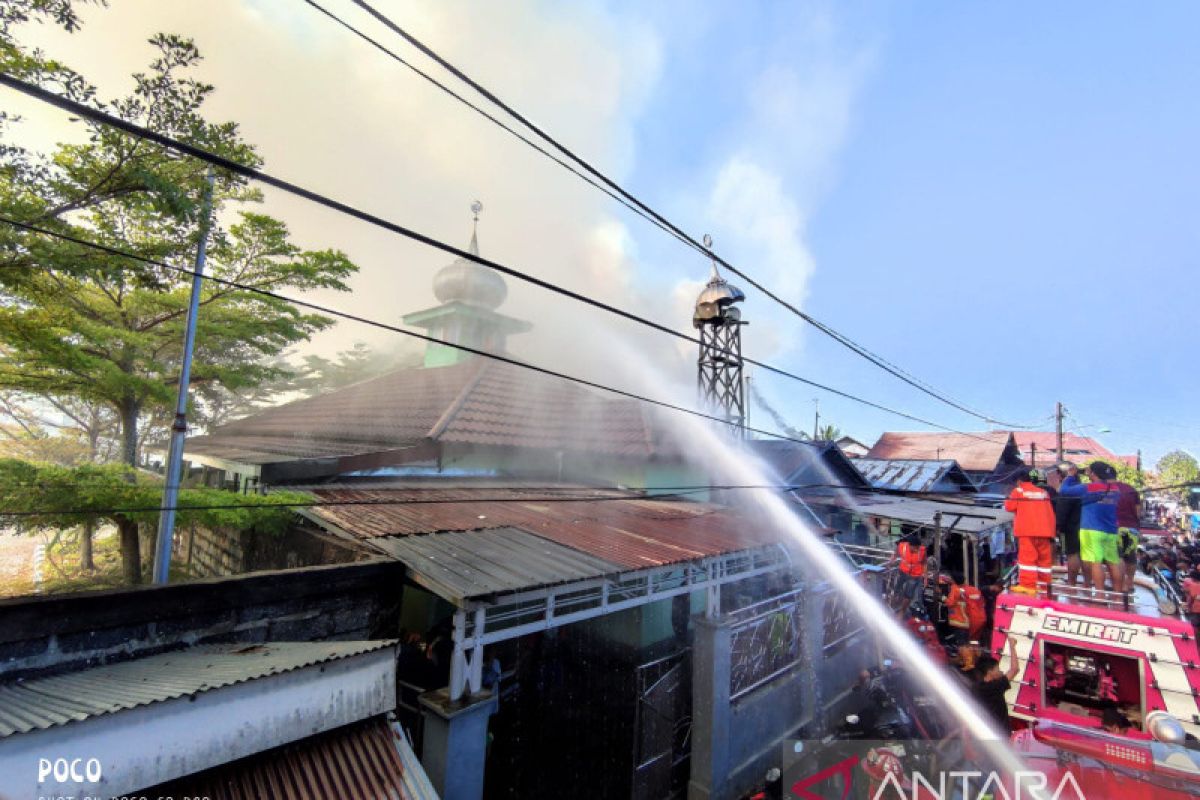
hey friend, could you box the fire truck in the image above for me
[992,571,1200,798]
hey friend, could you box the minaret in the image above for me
[693,235,747,433]
[402,201,532,367]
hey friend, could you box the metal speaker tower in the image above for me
[693,235,747,434]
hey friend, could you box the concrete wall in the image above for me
[178,522,365,579]
[0,560,405,679]
[689,587,879,800]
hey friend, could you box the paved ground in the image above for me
[0,531,38,597]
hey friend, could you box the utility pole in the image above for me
[1055,401,1064,464]
[812,398,820,441]
[1031,443,1037,468]
[152,169,215,586]
[744,372,752,431]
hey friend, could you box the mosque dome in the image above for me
[693,237,745,327]
[433,258,507,309]
[432,201,507,310]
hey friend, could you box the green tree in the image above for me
[1155,450,1199,499]
[1072,457,1146,490]
[293,341,421,397]
[816,423,842,442]
[0,10,357,582]
[0,458,309,577]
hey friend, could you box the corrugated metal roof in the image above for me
[748,439,869,489]
[370,526,625,604]
[844,495,1013,534]
[188,358,655,466]
[150,716,438,800]
[865,432,1016,473]
[0,641,395,738]
[854,458,974,493]
[305,487,785,572]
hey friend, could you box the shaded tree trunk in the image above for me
[118,397,142,584]
[118,517,140,585]
[80,519,95,571]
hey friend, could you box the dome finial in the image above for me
[702,233,720,281]
[693,233,745,328]
[469,200,483,256]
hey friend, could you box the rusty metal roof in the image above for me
[150,716,437,800]
[854,458,975,493]
[187,358,654,466]
[371,526,624,604]
[0,641,395,738]
[304,487,786,575]
[865,432,1017,473]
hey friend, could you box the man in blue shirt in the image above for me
[1059,461,1122,594]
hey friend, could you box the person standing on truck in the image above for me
[1006,468,1057,595]
[1060,462,1122,595]
[1046,465,1086,587]
[1111,468,1143,592]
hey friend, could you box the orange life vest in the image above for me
[946,583,969,628]
[898,541,927,576]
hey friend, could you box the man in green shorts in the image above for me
[1060,462,1122,594]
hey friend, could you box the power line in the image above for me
[330,0,1033,430]
[0,79,1007,442]
[0,214,817,446]
[9,475,1195,519]
[0,482,850,519]
[298,0,694,254]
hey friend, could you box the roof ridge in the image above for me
[425,358,490,440]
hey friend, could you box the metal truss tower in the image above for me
[693,236,747,434]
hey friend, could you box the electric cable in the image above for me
[331,0,1034,429]
[0,214,821,446]
[0,81,1007,446]
[298,0,694,254]
[0,482,852,519]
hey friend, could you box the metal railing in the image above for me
[828,540,894,569]
[1003,565,1185,618]
[729,596,803,702]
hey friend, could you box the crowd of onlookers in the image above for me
[1138,532,1200,627]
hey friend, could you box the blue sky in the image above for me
[608,1,1200,464]
[15,0,1198,465]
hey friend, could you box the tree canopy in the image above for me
[0,458,309,536]
[1155,450,1199,499]
[0,4,359,584]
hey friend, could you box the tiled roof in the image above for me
[150,717,437,800]
[303,486,786,573]
[187,358,653,466]
[1002,431,1124,468]
[865,432,1015,473]
[0,641,395,738]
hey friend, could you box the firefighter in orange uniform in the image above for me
[944,576,971,645]
[1005,468,1057,595]
[891,532,928,617]
[961,583,986,641]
